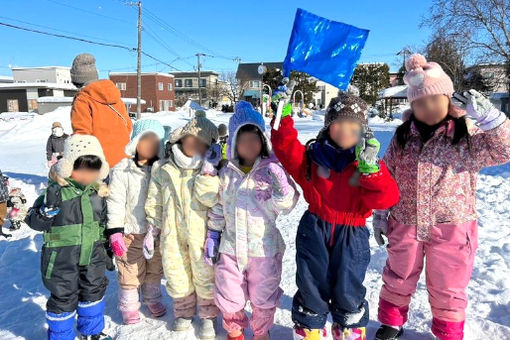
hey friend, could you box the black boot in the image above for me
[80,332,112,340]
[375,325,403,340]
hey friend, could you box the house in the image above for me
[312,80,340,109]
[109,72,175,112]
[465,64,509,94]
[236,62,283,104]
[0,82,77,113]
[11,66,72,85]
[0,75,13,84]
[170,70,221,108]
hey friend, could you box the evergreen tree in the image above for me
[351,63,390,105]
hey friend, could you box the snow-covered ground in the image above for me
[0,107,509,340]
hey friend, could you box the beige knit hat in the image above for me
[52,122,63,129]
[55,134,109,180]
[169,116,219,146]
[70,53,99,85]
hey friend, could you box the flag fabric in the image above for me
[282,8,369,90]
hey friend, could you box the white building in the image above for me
[11,66,72,85]
[312,80,340,109]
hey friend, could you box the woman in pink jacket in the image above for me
[373,54,510,340]
[204,101,299,340]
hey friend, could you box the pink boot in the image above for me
[119,288,141,324]
[142,283,166,318]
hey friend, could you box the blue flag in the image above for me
[283,8,369,90]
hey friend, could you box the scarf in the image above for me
[171,144,203,170]
[309,138,356,173]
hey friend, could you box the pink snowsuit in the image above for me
[379,117,510,340]
[208,154,298,336]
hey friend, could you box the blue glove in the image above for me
[203,229,221,266]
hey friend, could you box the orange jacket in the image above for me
[71,79,133,168]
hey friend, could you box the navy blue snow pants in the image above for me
[292,211,371,329]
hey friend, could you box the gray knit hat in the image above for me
[317,93,369,140]
[169,116,219,146]
[70,53,99,85]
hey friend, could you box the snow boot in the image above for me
[79,332,112,340]
[253,333,270,340]
[293,326,327,339]
[121,310,141,325]
[198,318,217,339]
[118,289,141,324]
[227,332,245,340]
[46,311,76,340]
[332,324,366,340]
[374,325,404,340]
[142,283,166,317]
[173,317,193,331]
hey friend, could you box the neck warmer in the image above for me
[309,139,356,173]
[172,144,203,170]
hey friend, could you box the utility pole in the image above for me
[196,53,205,106]
[126,1,142,119]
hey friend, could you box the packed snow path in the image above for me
[0,108,509,339]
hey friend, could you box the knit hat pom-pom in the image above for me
[406,54,427,71]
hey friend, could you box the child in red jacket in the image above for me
[271,93,399,340]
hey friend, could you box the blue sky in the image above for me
[0,0,433,78]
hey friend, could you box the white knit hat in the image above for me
[55,135,109,180]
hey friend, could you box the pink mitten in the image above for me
[143,224,160,260]
[110,233,127,258]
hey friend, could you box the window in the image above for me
[159,100,164,111]
[250,80,261,88]
[167,100,173,108]
[185,79,193,87]
[200,79,206,88]
[168,83,173,91]
[116,82,126,91]
[158,82,164,91]
[175,79,182,87]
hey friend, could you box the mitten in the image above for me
[143,224,161,259]
[109,233,127,258]
[267,162,291,198]
[40,185,62,218]
[356,129,381,174]
[203,229,221,266]
[452,90,506,131]
[201,144,222,176]
[373,210,389,246]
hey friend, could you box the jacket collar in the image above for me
[410,119,455,140]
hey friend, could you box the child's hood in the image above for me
[48,166,109,197]
[78,79,122,106]
[227,101,273,161]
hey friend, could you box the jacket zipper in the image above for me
[107,104,128,127]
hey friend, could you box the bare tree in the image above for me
[424,33,466,90]
[423,0,510,97]
[220,71,248,105]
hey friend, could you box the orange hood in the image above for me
[79,79,122,105]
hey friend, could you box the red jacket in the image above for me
[271,117,399,228]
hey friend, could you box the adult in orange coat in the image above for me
[70,53,132,168]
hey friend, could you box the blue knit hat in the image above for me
[125,119,165,156]
[227,101,272,160]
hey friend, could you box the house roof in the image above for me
[11,66,70,70]
[170,70,219,77]
[236,62,283,80]
[379,85,408,99]
[0,75,13,82]
[0,82,77,90]
[109,72,174,78]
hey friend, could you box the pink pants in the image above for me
[379,219,478,340]
[214,253,283,336]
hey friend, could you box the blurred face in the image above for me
[412,95,450,126]
[180,135,208,158]
[236,131,262,166]
[70,169,100,186]
[137,133,159,161]
[328,119,362,149]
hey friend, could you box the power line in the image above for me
[0,21,181,71]
[0,15,128,45]
[44,0,132,25]
[0,21,135,52]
